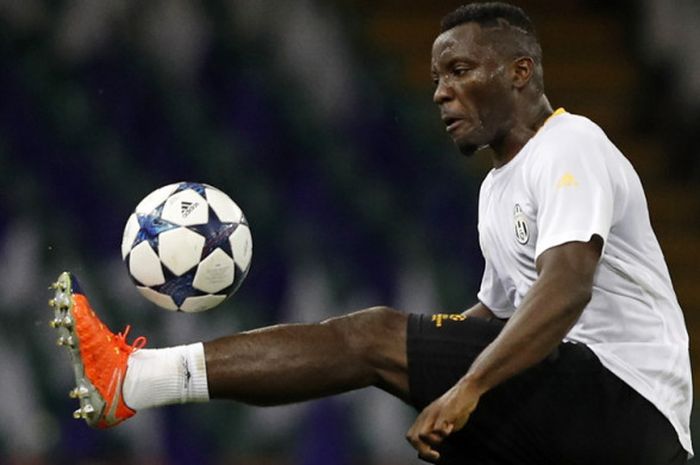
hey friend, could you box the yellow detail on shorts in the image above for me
[431,313,467,327]
[556,172,579,189]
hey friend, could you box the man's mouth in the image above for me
[443,116,465,133]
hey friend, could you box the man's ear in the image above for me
[511,56,534,89]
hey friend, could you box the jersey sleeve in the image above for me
[477,256,516,318]
[529,123,616,260]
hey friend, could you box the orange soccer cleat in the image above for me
[49,272,146,428]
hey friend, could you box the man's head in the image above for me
[431,3,545,157]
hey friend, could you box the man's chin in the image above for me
[454,136,489,157]
[456,141,479,157]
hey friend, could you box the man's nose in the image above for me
[433,78,453,104]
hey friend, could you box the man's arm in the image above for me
[407,236,603,462]
[461,302,498,320]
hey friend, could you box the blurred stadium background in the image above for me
[0,0,698,464]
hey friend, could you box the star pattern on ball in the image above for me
[189,205,238,258]
[132,204,180,251]
[175,182,206,196]
[157,268,198,307]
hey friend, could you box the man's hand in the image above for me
[406,379,483,462]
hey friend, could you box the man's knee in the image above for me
[321,306,409,396]
[322,306,405,357]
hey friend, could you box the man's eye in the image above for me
[453,68,469,76]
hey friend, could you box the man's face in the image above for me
[431,23,515,156]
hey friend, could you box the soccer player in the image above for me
[49,3,692,464]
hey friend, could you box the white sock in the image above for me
[122,343,209,411]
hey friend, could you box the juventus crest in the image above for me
[514,204,529,245]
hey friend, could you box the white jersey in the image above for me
[476,110,693,455]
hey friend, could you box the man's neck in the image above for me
[489,96,553,169]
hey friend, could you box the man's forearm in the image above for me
[459,275,589,395]
[459,239,602,395]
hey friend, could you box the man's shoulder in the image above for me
[539,111,607,142]
[519,111,623,181]
[528,112,613,164]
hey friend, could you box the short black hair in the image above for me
[440,2,536,36]
[440,2,544,90]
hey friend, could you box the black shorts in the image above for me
[407,313,686,465]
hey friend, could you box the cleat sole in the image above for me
[56,336,74,347]
[50,272,106,428]
[73,403,95,419]
[69,385,90,399]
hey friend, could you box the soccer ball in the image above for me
[121,182,252,312]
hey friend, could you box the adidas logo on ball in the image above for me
[180,201,199,218]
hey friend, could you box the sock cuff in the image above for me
[184,342,209,403]
[123,343,209,410]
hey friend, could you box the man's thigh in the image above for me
[406,313,685,465]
